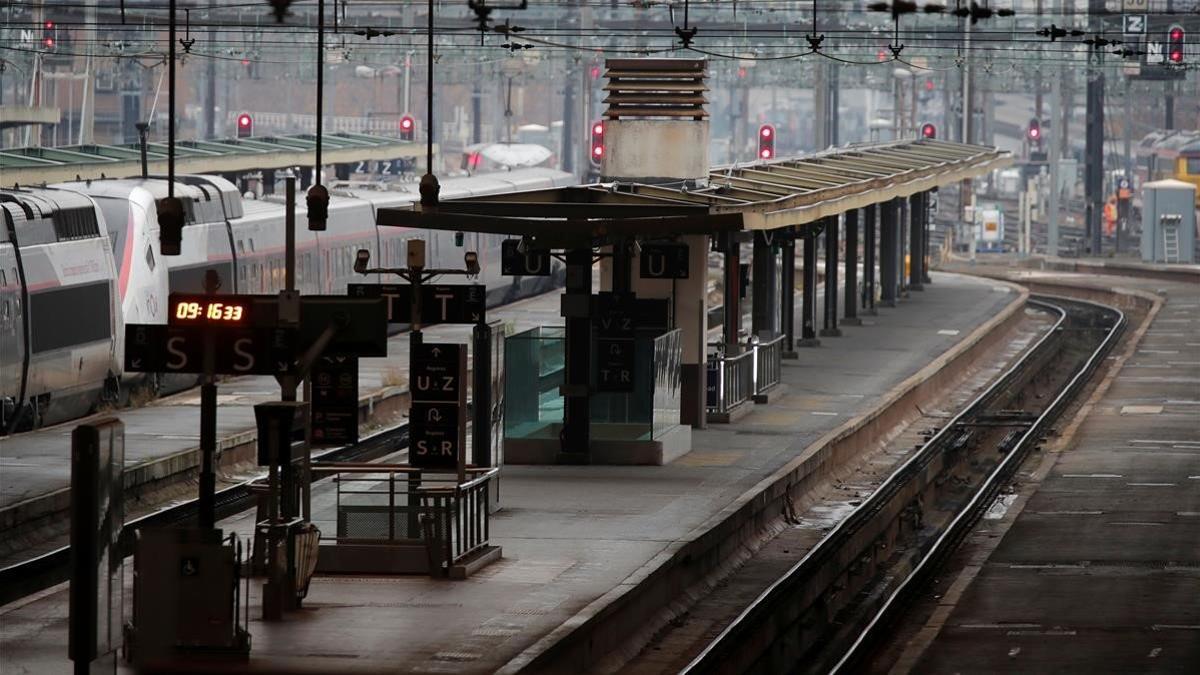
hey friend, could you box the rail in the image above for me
[683,295,1125,674]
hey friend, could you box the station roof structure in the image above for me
[0,132,429,186]
[376,139,1011,247]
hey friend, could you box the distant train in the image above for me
[0,168,574,433]
[1137,130,1200,207]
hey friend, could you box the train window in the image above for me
[1187,158,1200,174]
[29,282,111,352]
[144,244,156,272]
[237,240,245,254]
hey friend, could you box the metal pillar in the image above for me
[560,248,592,461]
[880,199,898,307]
[800,229,820,346]
[821,216,841,337]
[863,205,877,315]
[751,231,777,337]
[844,209,860,325]
[722,233,741,349]
[909,192,925,291]
[781,227,798,357]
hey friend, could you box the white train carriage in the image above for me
[0,167,574,433]
[0,187,121,431]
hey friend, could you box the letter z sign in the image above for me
[410,342,467,470]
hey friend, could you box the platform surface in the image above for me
[0,272,1019,674]
[907,266,1200,674]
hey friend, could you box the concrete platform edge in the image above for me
[497,275,1031,674]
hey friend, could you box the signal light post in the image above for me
[758,124,775,160]
[590,120,605,168]
[237,113,253,138]
[1168,25,1185,64]
[399,114,415,141]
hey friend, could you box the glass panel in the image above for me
[653,329,683,439]
[503,326,565,440]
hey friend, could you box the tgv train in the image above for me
[0,168,574,433]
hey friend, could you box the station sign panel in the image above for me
[596,337,636,393]
[310,355,359,446]
[124,324,295,376]
[410,342,467,470]
[348,283,486,325]
[500,239,552,277]
[639,242,690,279]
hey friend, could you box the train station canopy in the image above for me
[0,132,428,186]
[376,139,1011,248]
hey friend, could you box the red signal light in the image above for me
[590,119,605,167]
[43,37,55,48]
[590,65,601,80]
[236,114,253,138]
[1167,25,1185,64]
[757,124,776,160]
[399,115,415,140]
[921,123,936,139]
[924,79,935,91]
[45,20,55,29]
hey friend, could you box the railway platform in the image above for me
[0,271,1021,674]
[882,262,1200,674]
[0,288,564,562]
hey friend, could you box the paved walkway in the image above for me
[0,272,1022,674]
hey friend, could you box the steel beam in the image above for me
[843,209,860,326]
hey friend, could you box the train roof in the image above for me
[0,186,106,245]
[337,168,575,209]
[51,177,230,227]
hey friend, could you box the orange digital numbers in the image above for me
[171,299,247,324]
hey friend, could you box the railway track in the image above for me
[0,423,410,607]
[680,294,1125,675]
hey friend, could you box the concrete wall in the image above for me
[602,119,710,185]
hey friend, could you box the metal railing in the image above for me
[311,463,498,576]
[707,347,754,415]
[706,334,785,416]
[752,334,786,394]
[418,468,497,576]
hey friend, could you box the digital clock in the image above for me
[168,295,252,326]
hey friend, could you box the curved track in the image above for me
[681,295,1125,675]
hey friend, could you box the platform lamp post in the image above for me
[354,244,484,485]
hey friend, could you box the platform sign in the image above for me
[311,355,359,446]
[348,283,486,325]
[410,343,467,470]
[596,336,636,392]
[1124,14,1146,35]
[124,324,295,375]
[501,239,552,276]
[298,296,388,357]
[639,242,690,279]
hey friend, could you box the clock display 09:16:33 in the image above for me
[173,300,246,322]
